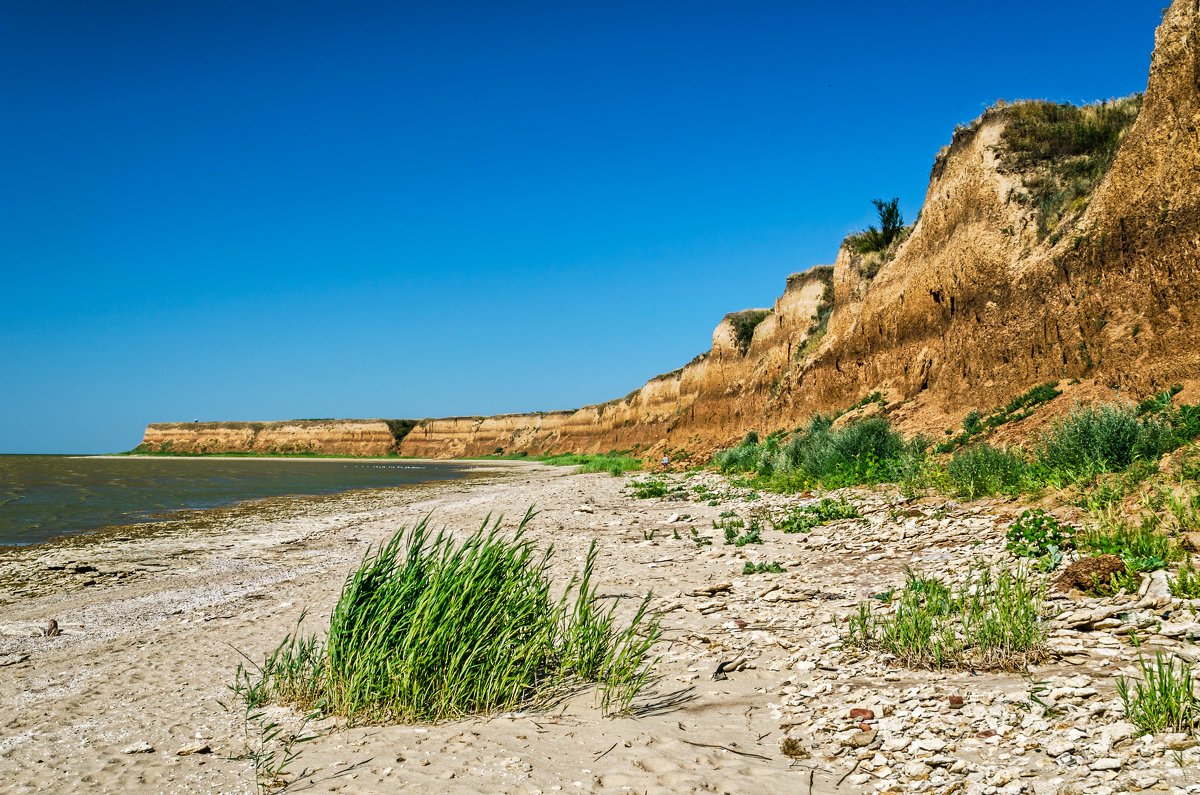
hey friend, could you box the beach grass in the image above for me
[235,510,660,723]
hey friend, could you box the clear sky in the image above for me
[1,1,1165,453]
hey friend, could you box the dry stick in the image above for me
[837,759,862,787]
[806,767,815,795]
[593,741,619,762]
[678,739,771,762]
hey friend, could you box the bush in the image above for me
[1034,403,1176,484]
[1006,509,1075,558]
[946,444,1030,499]
[1117,652,1199,737]
[846,564,1046,671]
[848,198,905,254]
[240,513,660,722]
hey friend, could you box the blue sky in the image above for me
[1,1,1164,453]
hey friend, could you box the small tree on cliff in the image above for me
[851,197,904,254]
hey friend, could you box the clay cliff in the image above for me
[140,0,1200,460]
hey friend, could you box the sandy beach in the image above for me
[2,465,1199,794]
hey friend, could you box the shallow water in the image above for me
[0,455,473,546]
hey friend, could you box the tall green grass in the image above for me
[240,512,660,723]
[1117,652,1199,737]
[1033,403,1176,485]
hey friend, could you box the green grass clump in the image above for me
[1077,510,1180,574]
[945,444,1030,499]
[238,512,660,722]
[1169,559,1200,598]
[769,497,862,534]
[1117,652,1199,737]
[1034,403,1177,484]
[997,97,1142,240]
[846,565,1046,671]
[742,561,786,575]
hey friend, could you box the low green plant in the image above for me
[1170,558,1200,598]
[239,512,660,722]
[690,528,712,547]
[628,477,685,499]
[846,564,1046,671]
[769,497,862,534]
[742,561,786,575]
[1006,509,1075,558]
[1116,652,1199,736]
[719,516,762,547]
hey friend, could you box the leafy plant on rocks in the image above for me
[717,516,762,547]
[1169,558,1200,598]
[1006,509,1075,559]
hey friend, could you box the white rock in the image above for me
[122,741,155,754]
[1088,757,1121,771]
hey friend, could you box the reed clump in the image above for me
[237,511,660,723]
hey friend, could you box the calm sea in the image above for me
[0,455,475,547]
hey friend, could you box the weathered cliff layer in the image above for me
[139,420,410,456]
[141,0,1200,459]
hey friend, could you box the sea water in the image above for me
[0,454,473,546]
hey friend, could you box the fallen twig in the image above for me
[593,741,619,762]
[679,739,771,761]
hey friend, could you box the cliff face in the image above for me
[140,420,407,456]
[142,0,1200,460]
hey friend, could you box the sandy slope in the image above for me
[1,467,1197,794]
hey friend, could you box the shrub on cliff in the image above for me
[234,512,660,722]
[848,198,905,254]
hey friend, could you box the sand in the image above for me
[1,466,1196,794]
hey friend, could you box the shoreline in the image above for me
[1,469,1196,793]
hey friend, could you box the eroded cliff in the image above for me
[141,0,1200,460]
